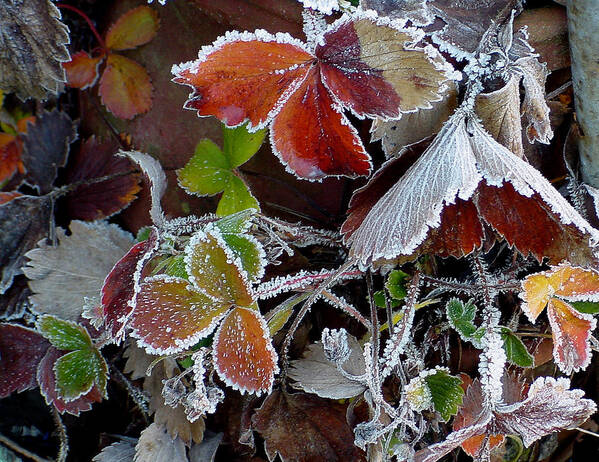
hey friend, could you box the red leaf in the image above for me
[213,307,278,395]
[101,229,159,342]
[270,66,370,179]
[99,53,153,119]
[63,50,104,89]
[0,133,23,184]
[105,6,160,51]
[62,137,141,221]
[173,14,453,180]
[0,191,22,205]
[0,323,49,398]
[252,390,366,462]
[37,347,103,416]
[130,275,230,355]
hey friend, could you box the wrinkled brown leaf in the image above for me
[135,423,188,462]
[475,75,524,158]
[92,440,135,462]
[0,0,70,100]
[252,390,366,462]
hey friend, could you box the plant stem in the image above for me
[0,434,52,462]
[57,3,107,52]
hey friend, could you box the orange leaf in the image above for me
[213,306,278,395]
[105,6,160,51]
[0,133,23,184]
[0,191,22,205]
[63,51,104,89]
[16,116,35,134]
[99,54,152,119]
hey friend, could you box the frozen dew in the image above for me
[321,328,351,364]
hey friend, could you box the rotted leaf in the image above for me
[371,83,457,158]
[37,346,104,415]
[172,12,455,180]
[0,0,70,100]
[521,264,599,373]
[63,51,104,90]
[23,220,134,321]
[99,53,152,120]
[21,109,77,194]
[0,323,49,398]
[135,424,187,462]
[475,75,524,158]
[288,334,366,399]
[0,195,53,295]
[62,137,141,221]
[105,6,160,51]
[500,327,534,367]
[252,390,366,462]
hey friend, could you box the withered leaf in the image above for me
[252,390,366,462]
[0,194,53,294]
[23,220,134,321]
[135,424,188,462]
[475,75,524,158]
[361,0,434,26]
[371,83,457,158]
[21,109,77,194]
[0,0,70,100]
[92,440,135,462]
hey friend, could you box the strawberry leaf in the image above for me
[500,327,534,368]
[99,54,152,119]
[177,139,229,195]
[37,315,92,351]
[424,369,464,422]
[63,51,104,90]
[446,298,482,346]
[105,6,160,51]
[216,174,259,217]
[53,348,107,401]
[570,300,599,314]
[222,123,266,168]
[385,270,409,300]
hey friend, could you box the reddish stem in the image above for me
[57,3,107,52]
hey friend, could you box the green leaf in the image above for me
[373,290,401,308]
[217,175,259,216]
[220,233,264,281]
[222,123,266,168]
[500,328,534,367]
[136,226,151,242]
[163,255,189,279]
[37,315,91,350]
[385,270,409,300]
[424,369,464,422]
[570,300,599,314]
[446,298,479,340]
[214,209,255,234]
[177,139,230,195]
[54,348,107,401]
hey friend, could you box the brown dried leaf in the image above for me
[0,0,70,100]
[92,440,135,462]
[475,75,524,158]
[518,56,553,144]
[135,424,188,462]
[371,83,457,158]
[252,390,366,462]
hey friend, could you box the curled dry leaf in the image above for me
[135,423,188,462]
[475,75,523,158]
[289,333,366,399]
[371,83,457,158]
[172,10,456,180]
[0,195,53,295]
[0,0,70,100]
[23,220,134,321]
[344,111,598,268]
[21,109,77,194]
[520,264,599,374]
[252,390,366,462]
[99,54,153,120]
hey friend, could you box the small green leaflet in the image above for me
[446,298,484,347]
[374,270,409,308]
[37,315,108,401]
[424,369,464,422]
[500,327,534,368]
[177,122,265,216]
[569,300,599,314]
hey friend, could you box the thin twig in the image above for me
[321,290,372,329]
[576,427,599,438]
[0,434,53,462]
[51,407,68,462]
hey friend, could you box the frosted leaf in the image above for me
[134,424,188,462]
[405,375,433,412]
[23,220,133,321]
[189,431,223,462]
[516,57,553,145]
[584,184,599,220]
[298,0,340,15]
[302,9,328,49]
[183,387,224,422]
[93,440,135,462]
[494,377,596,447]
[348,111,482,266]
[370,82,458,158]
[162,375,187,408]
[255,268,361,299]
[147,0,168,5]
[362,0,434,26]
[118,151,167,227]
[354,420,386,450]
[321,328,351,364]
[288,334,366,399]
